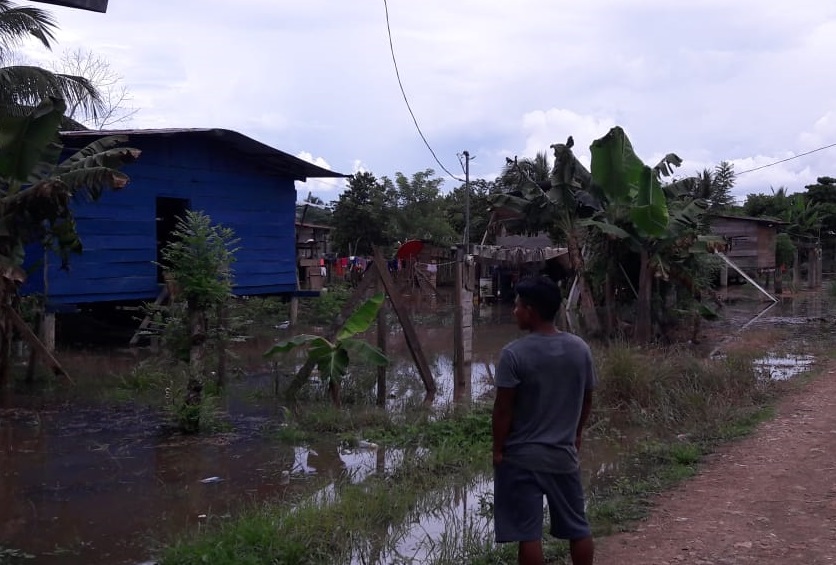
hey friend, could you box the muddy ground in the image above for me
[595,359,836,564]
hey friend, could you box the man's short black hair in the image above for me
[515,276,562,322]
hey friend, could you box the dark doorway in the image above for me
[156,197,190,283]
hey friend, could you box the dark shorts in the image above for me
[494,461,591,542]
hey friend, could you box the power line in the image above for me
[736,142,836,176]
[382,0,464,182]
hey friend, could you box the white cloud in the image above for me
[294,151,347,200]
[21,0,836,202]
[520,109,617,168]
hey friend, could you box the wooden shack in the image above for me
[709,215,783,271]
[296,222,332,290]
[22,128,346,310]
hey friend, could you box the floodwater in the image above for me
[1,289,831,564]
[0,301,527,565]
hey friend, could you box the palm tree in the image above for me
[0,0,101,121]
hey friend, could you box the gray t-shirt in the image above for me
[495,331,597,473]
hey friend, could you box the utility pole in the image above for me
[454,150,474,404]
[462,151,471,247]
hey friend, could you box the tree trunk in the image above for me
[566,228,600,335]
[604,247,617,337]
[215,303,227,389]
[635,249,653,342]
[182,301,206,433]
[328,378,342,409]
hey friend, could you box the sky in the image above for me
[22,0,836,205]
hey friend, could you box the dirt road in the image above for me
[595,366,836,565]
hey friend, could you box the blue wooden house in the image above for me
[23,128,345,311]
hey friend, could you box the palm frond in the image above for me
[0,65,102,119]
[57,166,130,200]
[0,1,56,56]
[56,142,139,175]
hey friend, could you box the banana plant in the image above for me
[264,293,389,406]
[583,128,716,340]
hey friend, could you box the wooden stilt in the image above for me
[289,297,299,326]
[42,313,55,353]
[792,247,801,290]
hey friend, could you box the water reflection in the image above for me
[753,353,815,380]
[352,434,629,564]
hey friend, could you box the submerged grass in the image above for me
[161,439,489,564]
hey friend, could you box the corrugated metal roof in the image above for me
[60,128,347,181]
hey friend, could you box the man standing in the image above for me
[492,276,596,565]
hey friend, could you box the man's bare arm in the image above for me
[492,387,516,465]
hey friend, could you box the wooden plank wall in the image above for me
[711,218,766,271]
[25,135,298,306]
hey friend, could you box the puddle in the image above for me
[753,353,815,381]
[352,434,629,564]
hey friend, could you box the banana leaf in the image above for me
[590,126,670,237]
[337,293,385,341]
[0,98,65,184]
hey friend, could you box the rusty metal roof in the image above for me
[60,128,347,181]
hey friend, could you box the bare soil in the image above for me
[595,364,836,564]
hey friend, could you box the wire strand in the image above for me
[735,142,836,176]
[382,0,464,182]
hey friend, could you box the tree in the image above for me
[50,48,138,129]
[0,97,139,389]
[0,0,101,120]
[160,211,239,433]
[330,172,391,255]
[385,169,456,244]
[693,161,736,213]
[742,186,793,218]
[495,151,557,236]
[296,192,332,226]
[444,178,499,244]
[711,161,736,211]
[803,176,836,238]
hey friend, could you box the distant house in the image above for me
[296,222,332,290]
[709,214,785,272]
[295,222,332,259]
[23,128,345,310]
